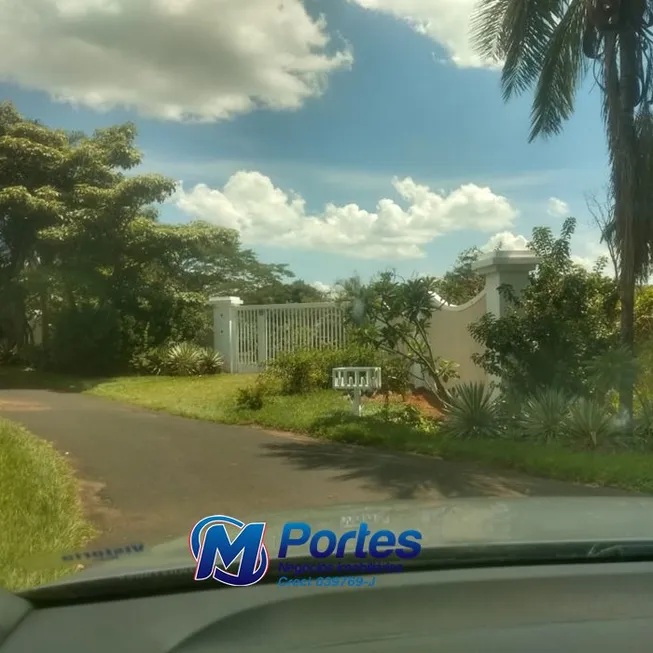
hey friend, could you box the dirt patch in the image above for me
[77,477,123,546]
[406,388,443,419]
[365,388,443,419]
[0,399,50,412]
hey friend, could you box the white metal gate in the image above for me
[234,302,346,373]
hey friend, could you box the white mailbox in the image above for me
[332,367,382,416]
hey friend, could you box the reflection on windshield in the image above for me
[1,0,651,595]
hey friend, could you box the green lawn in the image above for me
[0,418,94,591]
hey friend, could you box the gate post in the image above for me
[471,250,540,396]
[208,296,243,373]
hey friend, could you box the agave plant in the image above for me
[565,398,616,448]
[197,347,224,375]
[440,382,500,439]
[162,342,202,376]
[519,387,571,444]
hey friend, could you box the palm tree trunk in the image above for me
[611,28,640,418]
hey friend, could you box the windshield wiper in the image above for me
[19,540,653,607]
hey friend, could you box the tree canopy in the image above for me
[0,102,312,374]
[433,247,484,305]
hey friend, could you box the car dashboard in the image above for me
[2,560,653,652]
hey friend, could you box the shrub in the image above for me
[47,304,130,375]
[264,343,382,395]
[132,342,223,377]
[264,348,327,395]
[469,218,619,398]
[161,342,202,376]
[379,355,413,396]
[197,348,224,375]
[518,387,571,443]
[565,397,616,448]
[634,396,653,448]
[361,401,437,432]
[583,345,638,403]
[130,345,167,375]
[440,382,501,439]
[635,285,653,344]
[236,384,266,411]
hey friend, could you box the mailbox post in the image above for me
[332,367,382,416]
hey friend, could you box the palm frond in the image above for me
[471,0,512,64]
[529,0,589,140]
[471,0,563,99]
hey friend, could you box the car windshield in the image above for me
[1,0,652,596]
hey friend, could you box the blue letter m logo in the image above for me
[194,521,267,583]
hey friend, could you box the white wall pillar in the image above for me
[208,296,243,373]
[471,250,540,394]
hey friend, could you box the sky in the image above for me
[0,0,615,291]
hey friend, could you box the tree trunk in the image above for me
[613,28,639,418]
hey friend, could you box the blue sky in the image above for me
[0,0,613,288]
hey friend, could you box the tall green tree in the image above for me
[433,247,485,305]
[0,102,297,373]
[471,0,653,415]
[241,279,327,305]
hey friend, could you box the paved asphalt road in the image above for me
[0,389,634,549]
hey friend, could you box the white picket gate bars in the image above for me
[210,297,347,373]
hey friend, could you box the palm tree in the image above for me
[471,0,653,416]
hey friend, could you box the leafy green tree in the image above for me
[433,247,484,305]
[336,271,459,402]
[0,102,296,374]
[471,0,653,415]
[469,218,620,398]
[241,279,327,305]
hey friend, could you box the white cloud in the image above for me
[547,197,570,217]
[172,171,518,259]
[0,0,352,122]
[309,281,332,294]
[477,229,615,277]
[480,231,529,252]
[347,0,495,68]
[310,281,339,298]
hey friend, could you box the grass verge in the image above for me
[0,418,94,591]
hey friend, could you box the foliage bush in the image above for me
[518,387,571,444]
[635,286,653,344]
[131,341,223,377]
[363,401,436,432]
[336,272,458,401]
[235,384,266,411]
[469,219,619,399]
[565,398,616,448]
[262,343,411,396]
[440,382,501,439]
[47,304,134,376]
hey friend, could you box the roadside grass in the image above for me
[0,418,95,591]
[3,367,653,495]
[88,374,260,422]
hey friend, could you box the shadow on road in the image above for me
[0,366,104,393]
[258,437,627,501]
